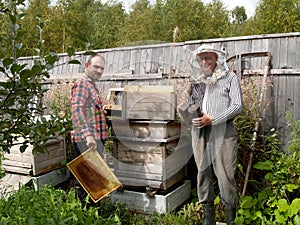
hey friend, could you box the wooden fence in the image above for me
[16,32,300,148]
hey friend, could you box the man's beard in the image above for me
[88,73,101,81]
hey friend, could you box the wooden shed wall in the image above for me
[17,32,300,148]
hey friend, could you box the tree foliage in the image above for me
[253,0,300,34]
[1,0,300,56]
[0,0,81,154]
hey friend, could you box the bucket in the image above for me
[67,148,121,203]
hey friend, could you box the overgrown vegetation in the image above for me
[235,113,300,224]
[233,76,300,224]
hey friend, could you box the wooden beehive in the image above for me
[110,180,191,214]
[2,136,66,176]
[110,119,181,139]
[111,136,187,190]
[122,85,177,120]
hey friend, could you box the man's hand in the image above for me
[192,112,213,128]
[86,135,97,149]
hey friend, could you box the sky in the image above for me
[105,0,259,17]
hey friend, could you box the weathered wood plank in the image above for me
[3,153,32,162]
[116,170,163,181]
[110,120,181,139]
[276,74,288,146]
[165,142,187,178]
[113,138,187,189]
[0,174,31,199]
[2,165,32,174]
[31,168,70,190]
[2,160,32,168]
[122,91,176,120]
[3,137,66,176]
[110,180,191,214]
[33,155,66,176]
[124,85,175,92]
[114,160,163,174]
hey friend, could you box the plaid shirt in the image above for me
[71,76,108,142]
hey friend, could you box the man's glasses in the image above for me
[196,55,215,62]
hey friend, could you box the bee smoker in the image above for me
[188,104,203,118]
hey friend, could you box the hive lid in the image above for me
[67,149,121,203]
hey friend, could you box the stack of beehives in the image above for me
[109,85,191,214]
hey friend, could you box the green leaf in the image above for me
[9,14,17,24]
[291,199,300,208]
[240,196,256,209]
[284,184,299,192]
[214,195,220,205]
[294,215,300,225]
[66,46,76,57]
[3,57,14,68]
[255,210,262,218]
[275,211,286,223]
[277,199,289,212]
[235,217,244,224]
[291,199,300,215]
[253,160,273,170]
[31,64,42,75]
[20,144,28,153]
[84,50,97,56]
[68,60,81,65]
[20,69,31,84]
[45,52,59,65]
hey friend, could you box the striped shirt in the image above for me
[71,76,108,142]
[189,71,242,125]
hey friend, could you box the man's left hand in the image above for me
[192,112,213,128]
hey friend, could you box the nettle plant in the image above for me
[236,115,300,224]
[235,75,300,224]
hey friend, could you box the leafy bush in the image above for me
[0,185,198,225]
[236,114,300,224]
[0,0,81,155]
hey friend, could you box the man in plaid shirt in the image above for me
[71,54,108,157]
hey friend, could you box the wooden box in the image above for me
[0,168,70,199]
[110,180,191,214]
[110,120,181,139]
[2,137,66,176]
[111,137,187,190]
[122,85,177,120]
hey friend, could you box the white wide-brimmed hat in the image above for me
[189,44,226,68]
[189,44,229,83]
